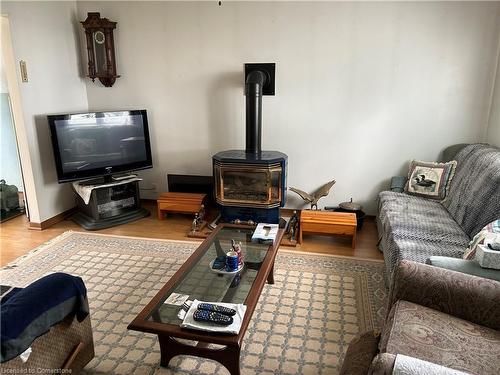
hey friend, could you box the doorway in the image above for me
[0,80,26,222]
[1,14,38,224]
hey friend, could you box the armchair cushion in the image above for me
[379,300,500,375]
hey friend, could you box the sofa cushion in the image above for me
[404,159,457,200]
[380,300,500,375]
[378,191,469,279]
[441,144,500,238]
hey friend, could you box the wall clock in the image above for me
[81,12,120,87]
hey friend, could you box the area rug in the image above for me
[1,231,387,375]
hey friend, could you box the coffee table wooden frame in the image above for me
[127,223,284,375]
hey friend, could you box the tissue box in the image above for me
[476,244,500,270]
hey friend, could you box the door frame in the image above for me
[1,14,39,222]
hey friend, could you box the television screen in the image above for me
[48,110,153,182]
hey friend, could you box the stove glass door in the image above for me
[215,166,282,207]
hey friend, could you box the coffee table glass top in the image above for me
[148,226,272,325]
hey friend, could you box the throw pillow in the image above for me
[404,160,457,200]
[463,219,500,260]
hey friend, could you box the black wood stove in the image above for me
[213,63,287,224]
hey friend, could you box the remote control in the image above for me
[197,303,237,316]
[212,256,226,270]
[193,309,233,325]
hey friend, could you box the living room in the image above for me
[1,1,499,374]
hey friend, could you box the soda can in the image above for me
[226,251,239,272]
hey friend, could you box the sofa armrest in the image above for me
[427,256,500,282]
[368,353,396,375]
[339,331,380,375]
[389,176,407,193]
[1,314,94,372]
[387,260,500,330]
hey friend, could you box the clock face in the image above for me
[93,31,107,74]
[94,31,105,44]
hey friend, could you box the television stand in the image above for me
[71,179,150,230]
[78,174,137,186]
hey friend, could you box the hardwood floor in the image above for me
[0,201,383,267]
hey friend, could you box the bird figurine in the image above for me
[289,179,336,210]
[414,174,436,188]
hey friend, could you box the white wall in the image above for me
[2,1,88,222]
[486,24,500,148]
[77,1,500,214]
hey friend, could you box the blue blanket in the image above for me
[0,273,89,363]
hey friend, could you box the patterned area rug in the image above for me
[1,231,387,375]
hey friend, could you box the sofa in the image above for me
[340,260,500,375]
[377,143,500,283]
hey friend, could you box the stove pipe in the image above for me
[245,70,267,154]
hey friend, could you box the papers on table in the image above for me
[164,293,189,306]
[251,223,279,244]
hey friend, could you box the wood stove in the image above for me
[213,64,287,224]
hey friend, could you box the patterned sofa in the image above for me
[340,260,500,375]
[377,143,500,283]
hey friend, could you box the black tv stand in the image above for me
[78,176,112,186]
[78,174,137,186]
[71,179,150,230]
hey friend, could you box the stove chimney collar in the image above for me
[244,63,275,95]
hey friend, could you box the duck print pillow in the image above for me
[404,160,457,200]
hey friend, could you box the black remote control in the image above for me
[197,303,237,316]
[193,309,233,325]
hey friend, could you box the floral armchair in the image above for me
[340,260,500,374]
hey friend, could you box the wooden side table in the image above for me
[157,192,206,220]
[299,210,357,248]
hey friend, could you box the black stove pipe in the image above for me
[245,70,267,154]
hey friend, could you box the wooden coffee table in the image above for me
[128,224,284,375]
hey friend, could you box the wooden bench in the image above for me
[157,192,206,220]
[299,210,357,248]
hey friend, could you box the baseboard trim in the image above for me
[28,207,77,231]
[27,205,375,230]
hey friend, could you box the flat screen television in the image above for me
[48,110,153,183]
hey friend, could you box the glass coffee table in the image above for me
[128,224,284,375]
